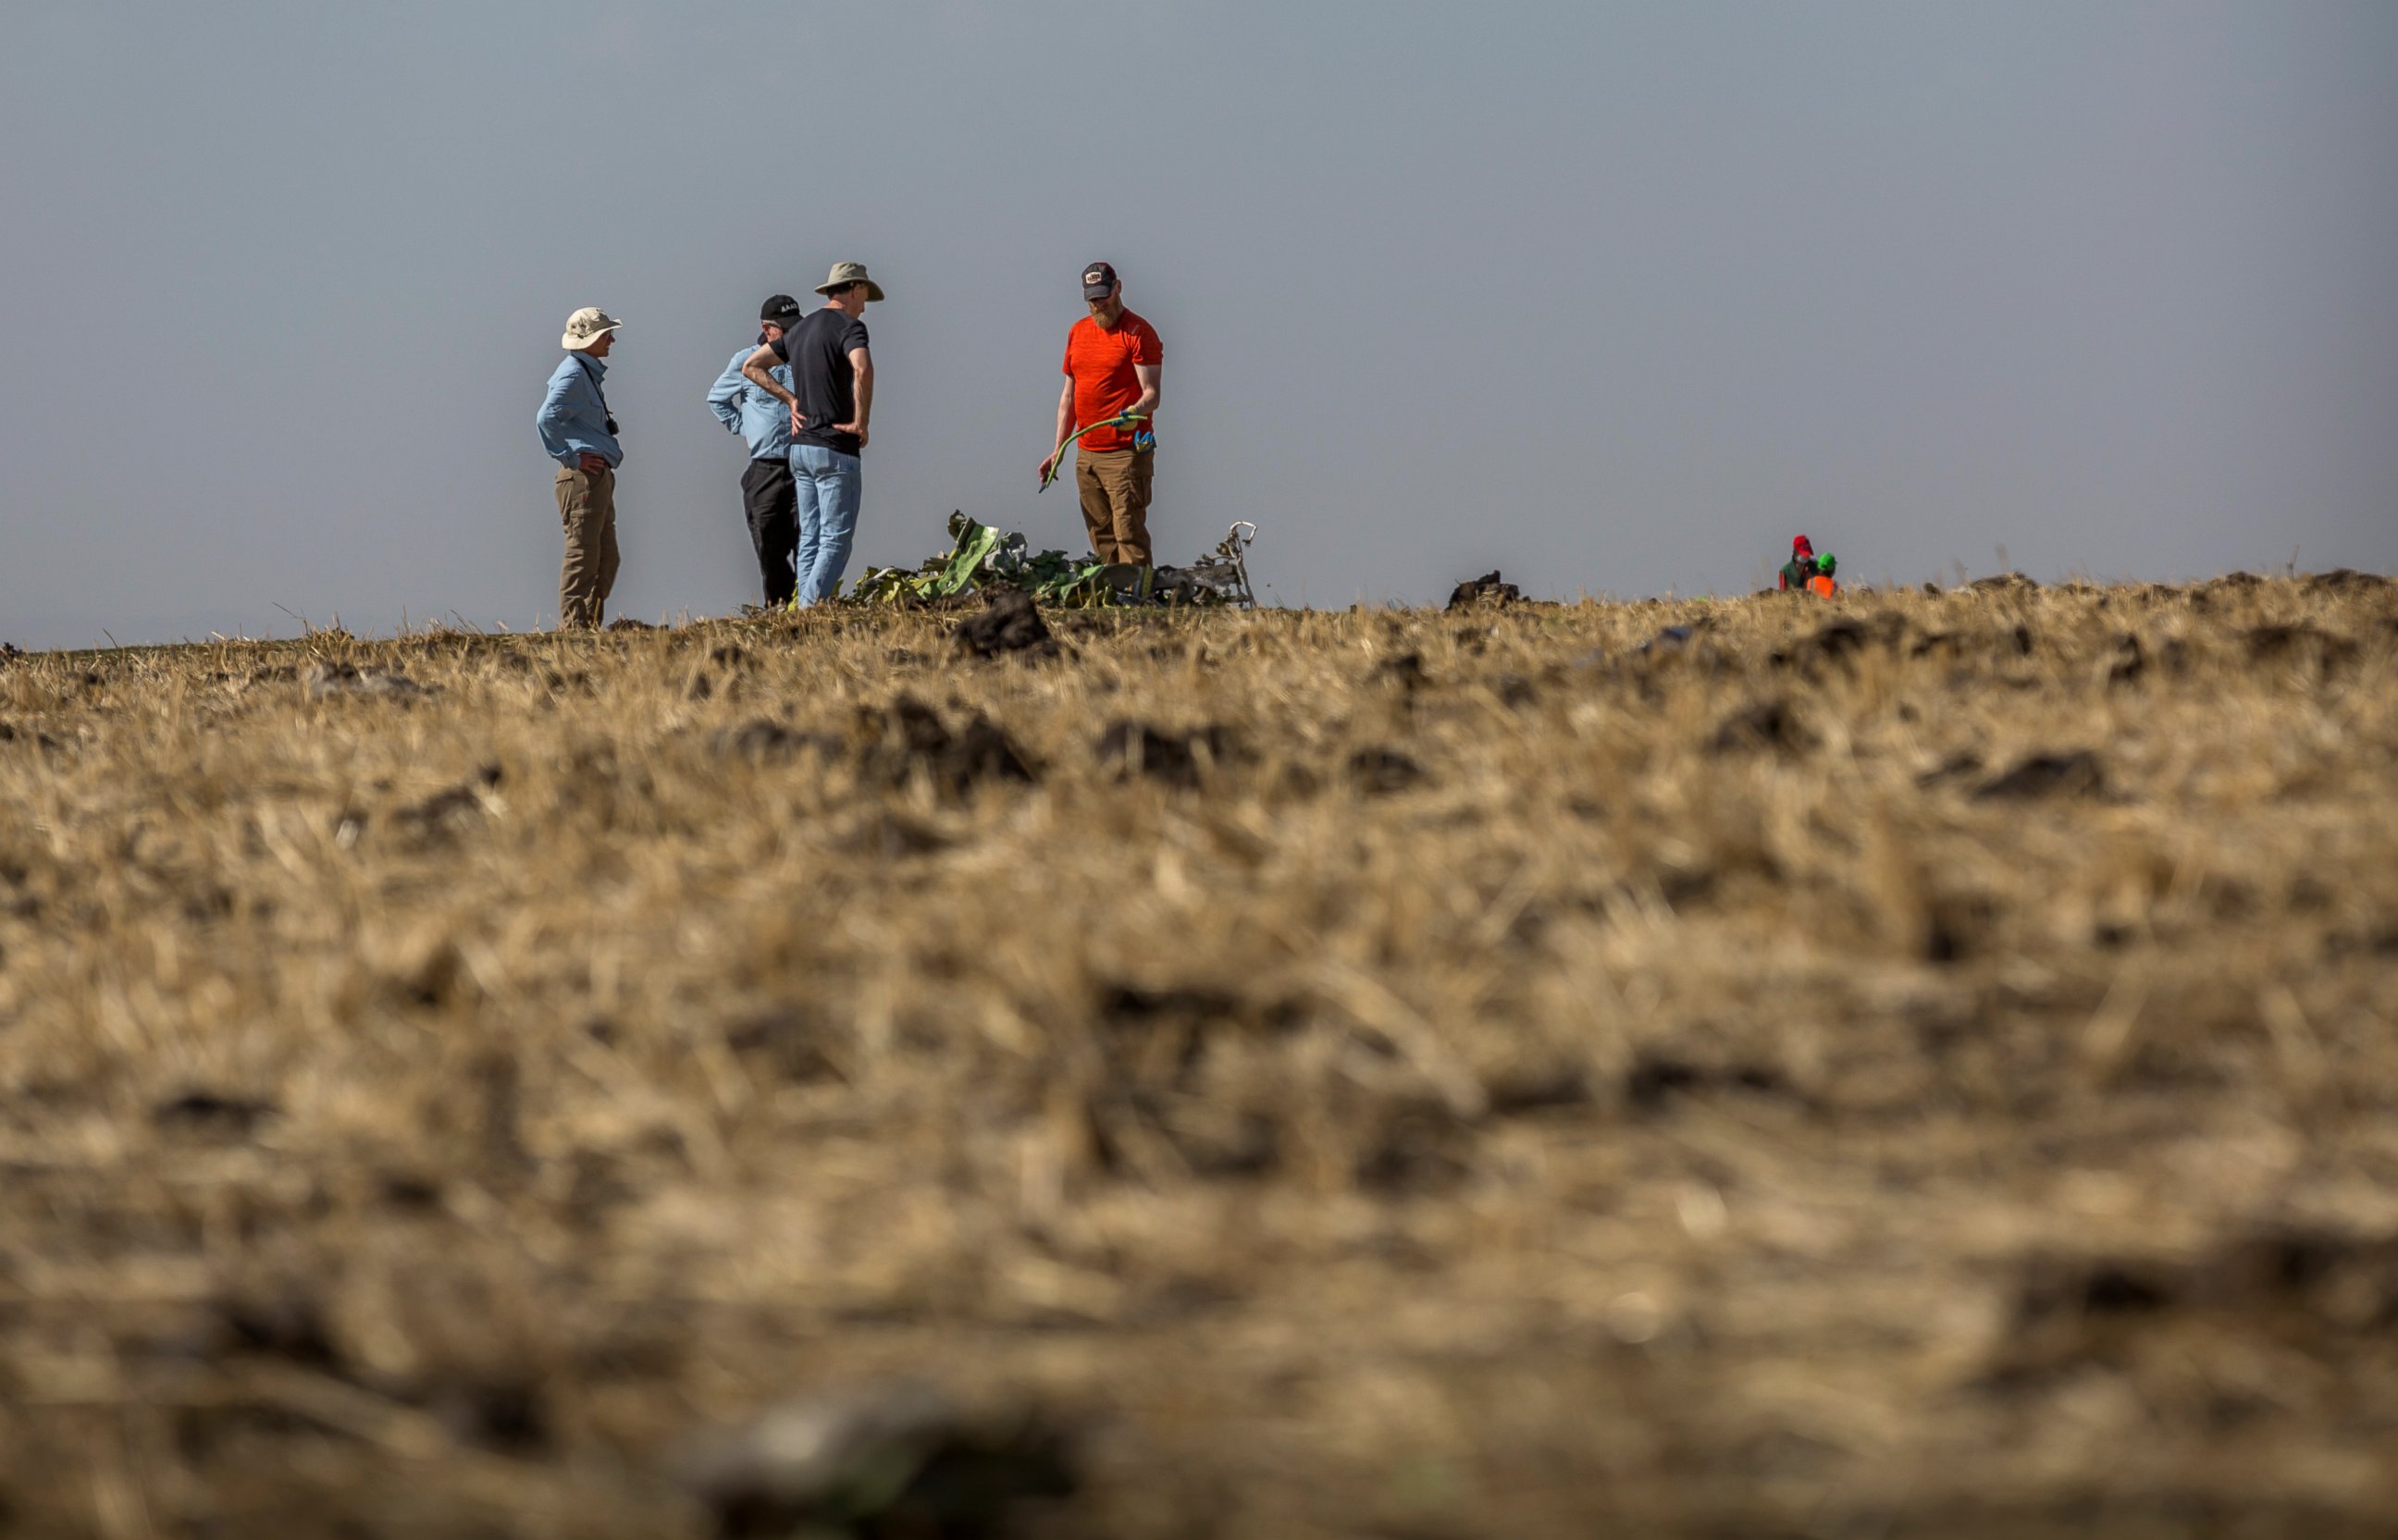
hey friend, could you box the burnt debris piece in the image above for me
[1445,571,1522,610]
[1638,625,1696,656]
[952,588,1062,660]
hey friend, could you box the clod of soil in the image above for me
[303,660,431,699]
[214,1288,340,1368]
[841,809,958,858]
[426,1375,551,1455]
[1372,650,1430,691]
[395,785,485,840]
[391,764,503,843]
[1915,751,1984,789]
[1354,1098,1474,1192]
[672,1380,1077,1540]
[854,696,1038,795]
[713,719,838,762]
[1624,1054,1788,1111]
[1922,890,2002,962]
[2243,622,2358,678]
[1094,721,1246,788]
[1711,697,1812,754]
[1993,1226,2398,1385]
[953,588,1061,659]
[1446,571,1522,610]
[723,1009,845,1083]
[1974,749,2107,801]
[1346,745,1427,794]
[6,576,2396,1538]
[1774,617,1883,671]
[151,1090,277,1135]
[1483,1066,1594,1115]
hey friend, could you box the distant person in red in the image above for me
[1039,262,1162,568]
[1779,535,1817,593]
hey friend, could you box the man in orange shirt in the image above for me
[1039,262,1163,568]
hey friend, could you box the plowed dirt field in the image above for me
[3,574,2395,1537]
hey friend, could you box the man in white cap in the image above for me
[537,306,625,628]
[742,263,881,607]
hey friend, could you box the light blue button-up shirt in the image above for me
[706,343,795,461]
[537,352,622,469]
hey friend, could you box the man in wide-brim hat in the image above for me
[537,307,626,628]
[742,263,883,607]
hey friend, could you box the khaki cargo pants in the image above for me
[554,464,620,629]
[1076,448,1154,568]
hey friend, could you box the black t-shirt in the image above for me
[770,307,872,456]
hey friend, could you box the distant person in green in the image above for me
[1779,534,1817,594]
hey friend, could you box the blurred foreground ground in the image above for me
[2,574,2395,1537]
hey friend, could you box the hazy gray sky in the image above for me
[3,1,2392,647]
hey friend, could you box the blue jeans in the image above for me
[788,443,862,607]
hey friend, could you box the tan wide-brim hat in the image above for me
[813,263,885,302]
[562,307,624,350]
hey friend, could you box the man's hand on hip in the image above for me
[576,452,610,474]
[833,422,868,450]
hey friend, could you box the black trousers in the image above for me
[741,457,798,607]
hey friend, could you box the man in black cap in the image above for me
[708,295,805,607]
[1040,262,1162,569]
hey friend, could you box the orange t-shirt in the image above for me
[1807,573,1839,598]
[1062,310,1161,453]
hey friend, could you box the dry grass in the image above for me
[3,573,2397,1538]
